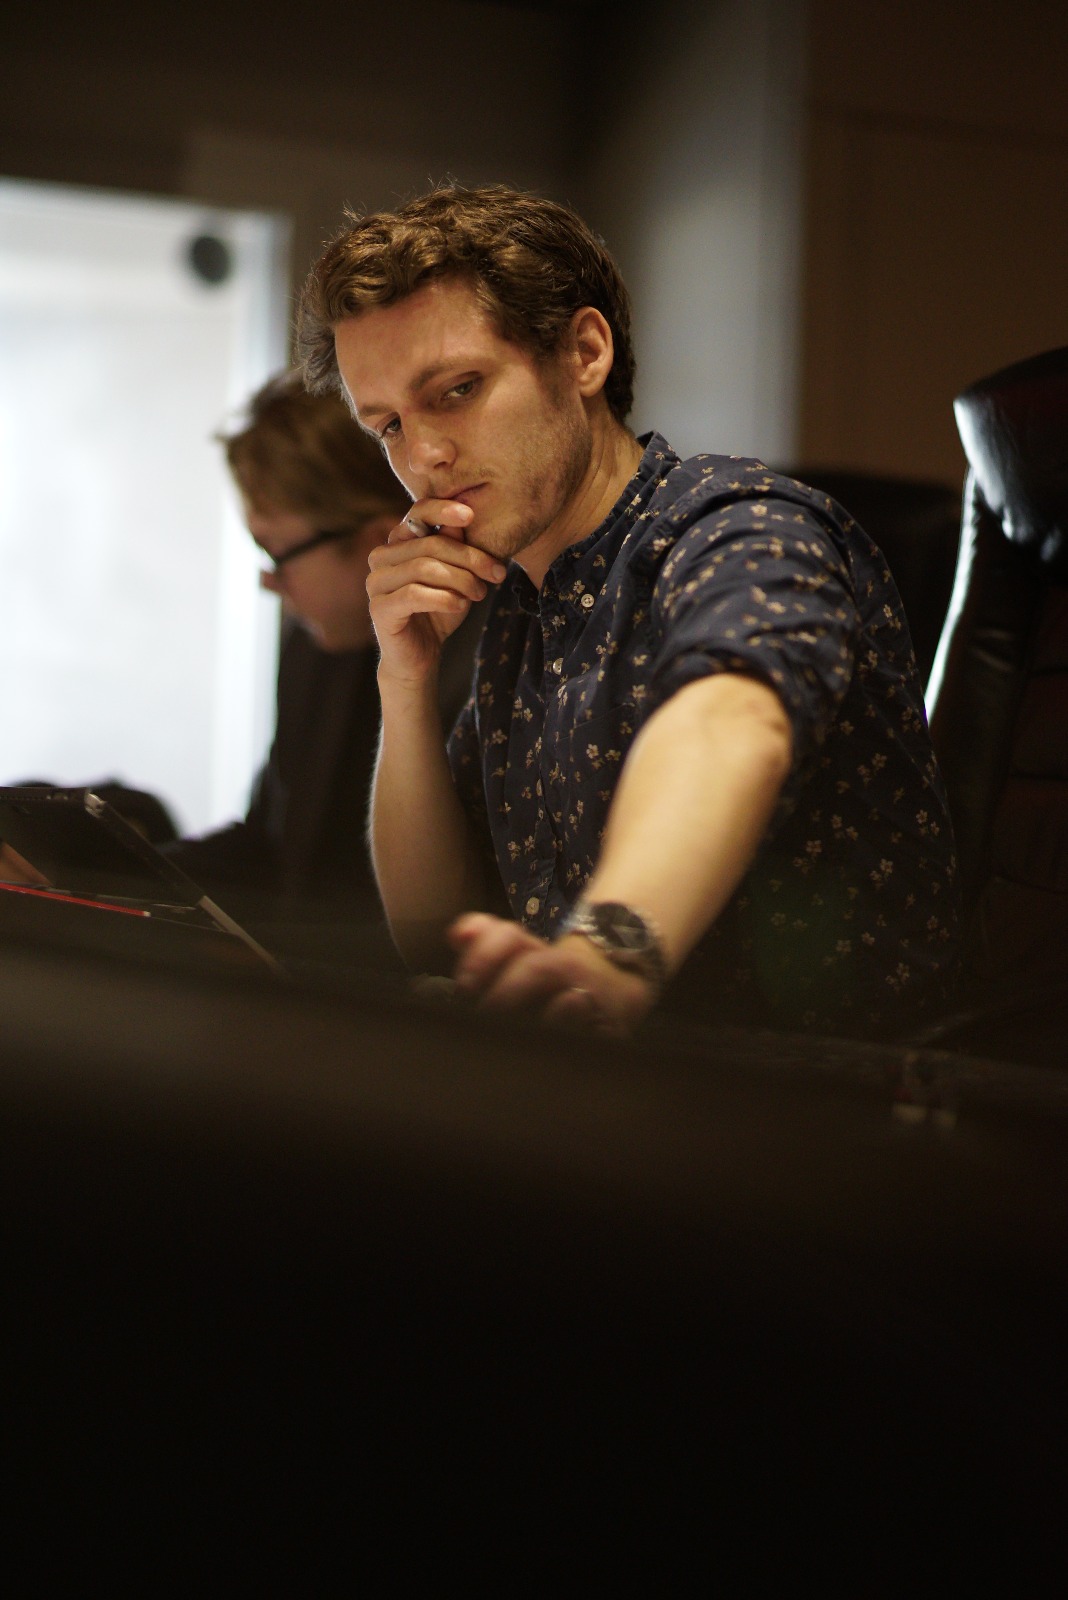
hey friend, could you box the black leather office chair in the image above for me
[921,345,1068,1065]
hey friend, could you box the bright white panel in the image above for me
[0,179,289,833]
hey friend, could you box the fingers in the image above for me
[369,498,506,603]
[449,913,540,998]
[367,497,507,673]
[368,549,495,607]
[447,913,653,1034]
[449,914,601,1017]
[367,564,480,663]
[371,532,506,588]
[387,498,474,546]
[542,985,606,1030]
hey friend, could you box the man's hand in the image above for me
[366,497,507,686]
[447,912,656,1034]
[0,843,49,887]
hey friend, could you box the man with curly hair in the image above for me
[297,185,960,1036]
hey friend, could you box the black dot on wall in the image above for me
[187,233,233,286]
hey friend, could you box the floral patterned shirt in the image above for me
[447,434,960,1036]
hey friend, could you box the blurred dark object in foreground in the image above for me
[12,776,180,845]
[2,922,1065,1586]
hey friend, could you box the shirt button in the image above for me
[525,896,540,916]
[580,593,595,610]
[552,656,564,673]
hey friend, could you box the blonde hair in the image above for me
[222,369,408,523]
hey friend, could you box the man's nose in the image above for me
[406,419,456,478]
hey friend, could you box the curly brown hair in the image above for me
[296,184,636,424]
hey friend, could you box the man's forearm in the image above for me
[447,673,794,1030]
[371,676,492,968]
[576,673,793,979]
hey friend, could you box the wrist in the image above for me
[377,663,442,717]
[557,898,667,998]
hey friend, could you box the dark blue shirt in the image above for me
[448,434,960,1036]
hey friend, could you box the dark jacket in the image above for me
[169,606,484,927]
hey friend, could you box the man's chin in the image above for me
[298,617,374,654]
[466,515,539,565]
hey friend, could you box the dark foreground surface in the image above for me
[2,927,1066,1587]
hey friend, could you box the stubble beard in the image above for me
[470,399,594,566]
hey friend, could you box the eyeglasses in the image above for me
[268,526,352,572]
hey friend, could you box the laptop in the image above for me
[0,785,282,977]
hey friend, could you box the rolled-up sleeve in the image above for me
[648,501,859,788]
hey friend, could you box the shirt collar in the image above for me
[507,432,678,612]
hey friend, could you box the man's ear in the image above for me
[568,306,615,400]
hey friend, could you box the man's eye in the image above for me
[447,379,477,400]
[379,418,402,440]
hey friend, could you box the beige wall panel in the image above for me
[579,0,806,464]
[800,114,1068,485]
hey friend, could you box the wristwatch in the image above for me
[559,899,666,993]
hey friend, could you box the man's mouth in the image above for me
[447,483,486,507]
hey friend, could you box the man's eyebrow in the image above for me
[355,359,475,425]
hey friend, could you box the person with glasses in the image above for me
[168,369,482,947]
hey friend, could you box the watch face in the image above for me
[589,901,652,952]
[565,900,665,990]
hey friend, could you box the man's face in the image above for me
[247,501,377,653]
[334,278,592,567]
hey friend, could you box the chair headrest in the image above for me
[954,345,1068,578]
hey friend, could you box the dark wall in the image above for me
[7,1,1065,482]
[800,0,1068,485]
[1,1,594,294]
